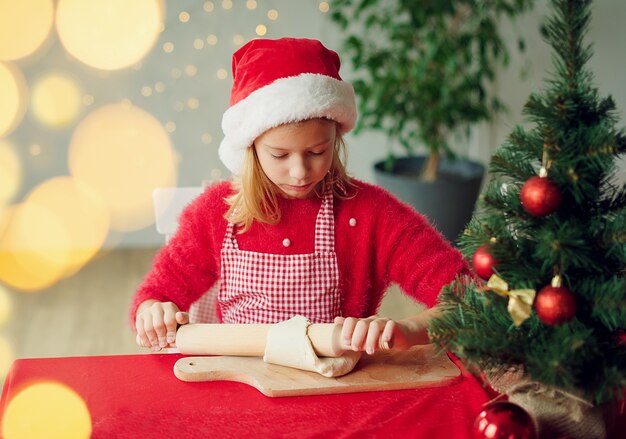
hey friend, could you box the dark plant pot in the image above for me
[373,156,485,243]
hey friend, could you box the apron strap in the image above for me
[314,184,335,253]
[222,220,238,249]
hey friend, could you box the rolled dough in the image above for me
[263,315,361,377]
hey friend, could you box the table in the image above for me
[0,353,494,438]
[2,353,623,438]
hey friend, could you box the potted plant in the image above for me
[329,0,533,241]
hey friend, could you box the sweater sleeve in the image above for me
[128,184,228,324]
[371,187,470,308]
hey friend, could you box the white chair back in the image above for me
[152,186,218,323]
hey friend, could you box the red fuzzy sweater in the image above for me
[130,180,469,322]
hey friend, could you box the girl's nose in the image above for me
[289,156,307,180]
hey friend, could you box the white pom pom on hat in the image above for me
[218,37,357,175]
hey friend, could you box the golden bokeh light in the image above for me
[0,203,71,291]
[165,121,176,133]
[68,102,177,232]
[204,1,215,13]
[29,144,41,156]
[0,336,14,377]
[31,73,82,128]
[210,168,222,180]
[2,381,92,439]
[256,25,267,36]
[201,133,213,144]
[319,2,330,13]
[0,62,27,138]
[187,98,200,110]
[184,65,198,77]
[0,140,21,206]
[0,174,108,292]
[0,0,54,61]
[163,42,174,53]
[268,9,279,20]
[217,68,228,80]
[0,285,12,327]
[55,0,162,71]
[22,176,110,278]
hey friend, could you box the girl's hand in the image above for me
[135,301,189,351]
[334,315,411,355]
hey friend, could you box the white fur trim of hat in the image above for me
[219,73,356,175]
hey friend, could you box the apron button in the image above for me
[349,218,357,227]
[282,238,291,247]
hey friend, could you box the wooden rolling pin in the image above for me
[176,323,349,358]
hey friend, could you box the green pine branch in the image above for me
[431,0,626,405]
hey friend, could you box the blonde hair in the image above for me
[224,131,356,232]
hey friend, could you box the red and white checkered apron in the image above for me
[217,186,341,324]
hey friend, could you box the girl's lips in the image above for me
[283,183,313,191]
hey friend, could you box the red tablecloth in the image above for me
[0,353,495,438]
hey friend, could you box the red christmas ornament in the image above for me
[473,401,537,439]
[535,284,577,325]
[520,176,562,216]
[472,245,497,280]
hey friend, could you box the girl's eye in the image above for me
[271,154,287,159]
[309,150,326,156]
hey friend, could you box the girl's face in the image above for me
[254,119,336,199]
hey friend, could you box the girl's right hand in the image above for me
[135,300,189,351]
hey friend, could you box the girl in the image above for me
[131,38,469,355]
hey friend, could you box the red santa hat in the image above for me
[219,38,357,175]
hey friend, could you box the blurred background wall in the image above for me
[0,0,624,363]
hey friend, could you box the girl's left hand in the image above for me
[334,315,411,355]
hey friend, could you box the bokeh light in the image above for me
[204,1,215,13]
[2,381,92,439]
[22,177,110,278]
[55,0,162,71]
[0,140,21,206]
[0,203,71,291]
[0,177,109,292]
[28,144,41,157]
[68,102,177,232]
[0,285,12,326]
[0,62,27,138]
[0,0,54,61]
[31,73,82,128]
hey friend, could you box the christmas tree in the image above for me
[429,0,626,410]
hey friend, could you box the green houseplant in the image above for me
[329,0,534,241]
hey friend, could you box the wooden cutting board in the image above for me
[174,344,461,397]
